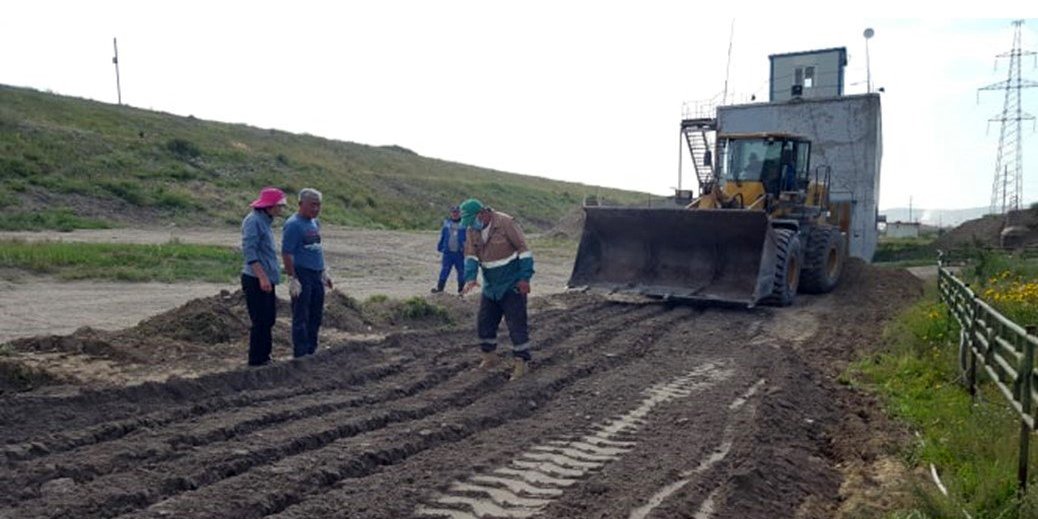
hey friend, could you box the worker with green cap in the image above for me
[459,198,535,381]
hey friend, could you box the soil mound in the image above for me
[930,207,1038,251]
[8,327,123,358]
[2,288,476,393]
[137,290,252,345]
[932,214,1004,250]
[0,359,62,394]
[321,291,371,332]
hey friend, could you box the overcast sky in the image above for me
[2,2,1035,210]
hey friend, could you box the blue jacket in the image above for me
[241,209,280,284]
[437,218,466,254]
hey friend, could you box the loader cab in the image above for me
[719,134,811,196]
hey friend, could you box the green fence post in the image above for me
[1019,325,1037,495]
[968,298,980,401]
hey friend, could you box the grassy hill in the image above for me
[0,85,649,231]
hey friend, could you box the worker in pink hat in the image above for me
[241,187,287,366]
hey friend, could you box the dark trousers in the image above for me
[477,288,531,361]
[292,267,325,358]
[438,251,465,291]
[242,273,276,366]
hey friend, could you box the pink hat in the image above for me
[250,187,287,208]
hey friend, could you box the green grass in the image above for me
[0,239,240,283]
[0,209,111,232]
[396,296,450,321]
[0,84,650,231]
[874,236,938,264]
[848,286,1038,518]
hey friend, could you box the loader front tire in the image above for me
[763,228,801,307]
[799,226,845,294]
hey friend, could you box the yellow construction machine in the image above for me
[568,132,850,306]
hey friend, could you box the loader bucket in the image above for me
[567,207,778,306]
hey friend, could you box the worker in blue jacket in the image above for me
[433,206,466,293]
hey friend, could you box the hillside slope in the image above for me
[0,85,647,231]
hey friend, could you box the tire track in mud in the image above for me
[0,358,404,462]
[1,302,628,511]
[0,361,459,505]
[0,299,616,468]
[266,305,716,519]
[99,304,686,519]
[0,345,402,447]
[414,364,738,518]
[0,299,635,518]
[627,378,766,519]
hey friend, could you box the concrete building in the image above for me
[885,221,921,239]
[769,48,847,102]
[716,94,883,260]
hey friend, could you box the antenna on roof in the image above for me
[863,28,875,94]
[722,19,735,105]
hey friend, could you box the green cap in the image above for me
[459,198,484,227]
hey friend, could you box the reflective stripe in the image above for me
[479,340,497,346]
[519,251,533,259]
[482,252,518,269]
[512,342,531,352]
[465,255,479,262]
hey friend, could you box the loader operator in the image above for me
[458,198,535,381]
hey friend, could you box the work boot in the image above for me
[478,351,497,370]
[431,280,446,294]
[509,357,527,381]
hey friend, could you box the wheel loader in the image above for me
[567,132,850,307]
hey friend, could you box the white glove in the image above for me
[322,271,333,289]
[289,277,302,298]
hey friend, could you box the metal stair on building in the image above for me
[681,117,716,189]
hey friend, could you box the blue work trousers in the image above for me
[438,251,465,292]
[292,268,325,358]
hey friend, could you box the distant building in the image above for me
[769,47,847,102]
[886,221,921,239]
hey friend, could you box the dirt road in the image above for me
[0,261,923,518]
[0,227,576,343]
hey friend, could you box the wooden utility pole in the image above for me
[112,37,122,105]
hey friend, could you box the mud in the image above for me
[3,289,472,390]
[0,260,923,518]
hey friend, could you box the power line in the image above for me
[979,20,1037,215]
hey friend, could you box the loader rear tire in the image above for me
[799,226,845,294]
[762,228,801,307]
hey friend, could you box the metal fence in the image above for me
[938,260,1038,491]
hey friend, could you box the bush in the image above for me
[397,297,449,321]
[166,138,201,160]
[99,180,146,205]
[0,157,37,178]
[151,187,196,210]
